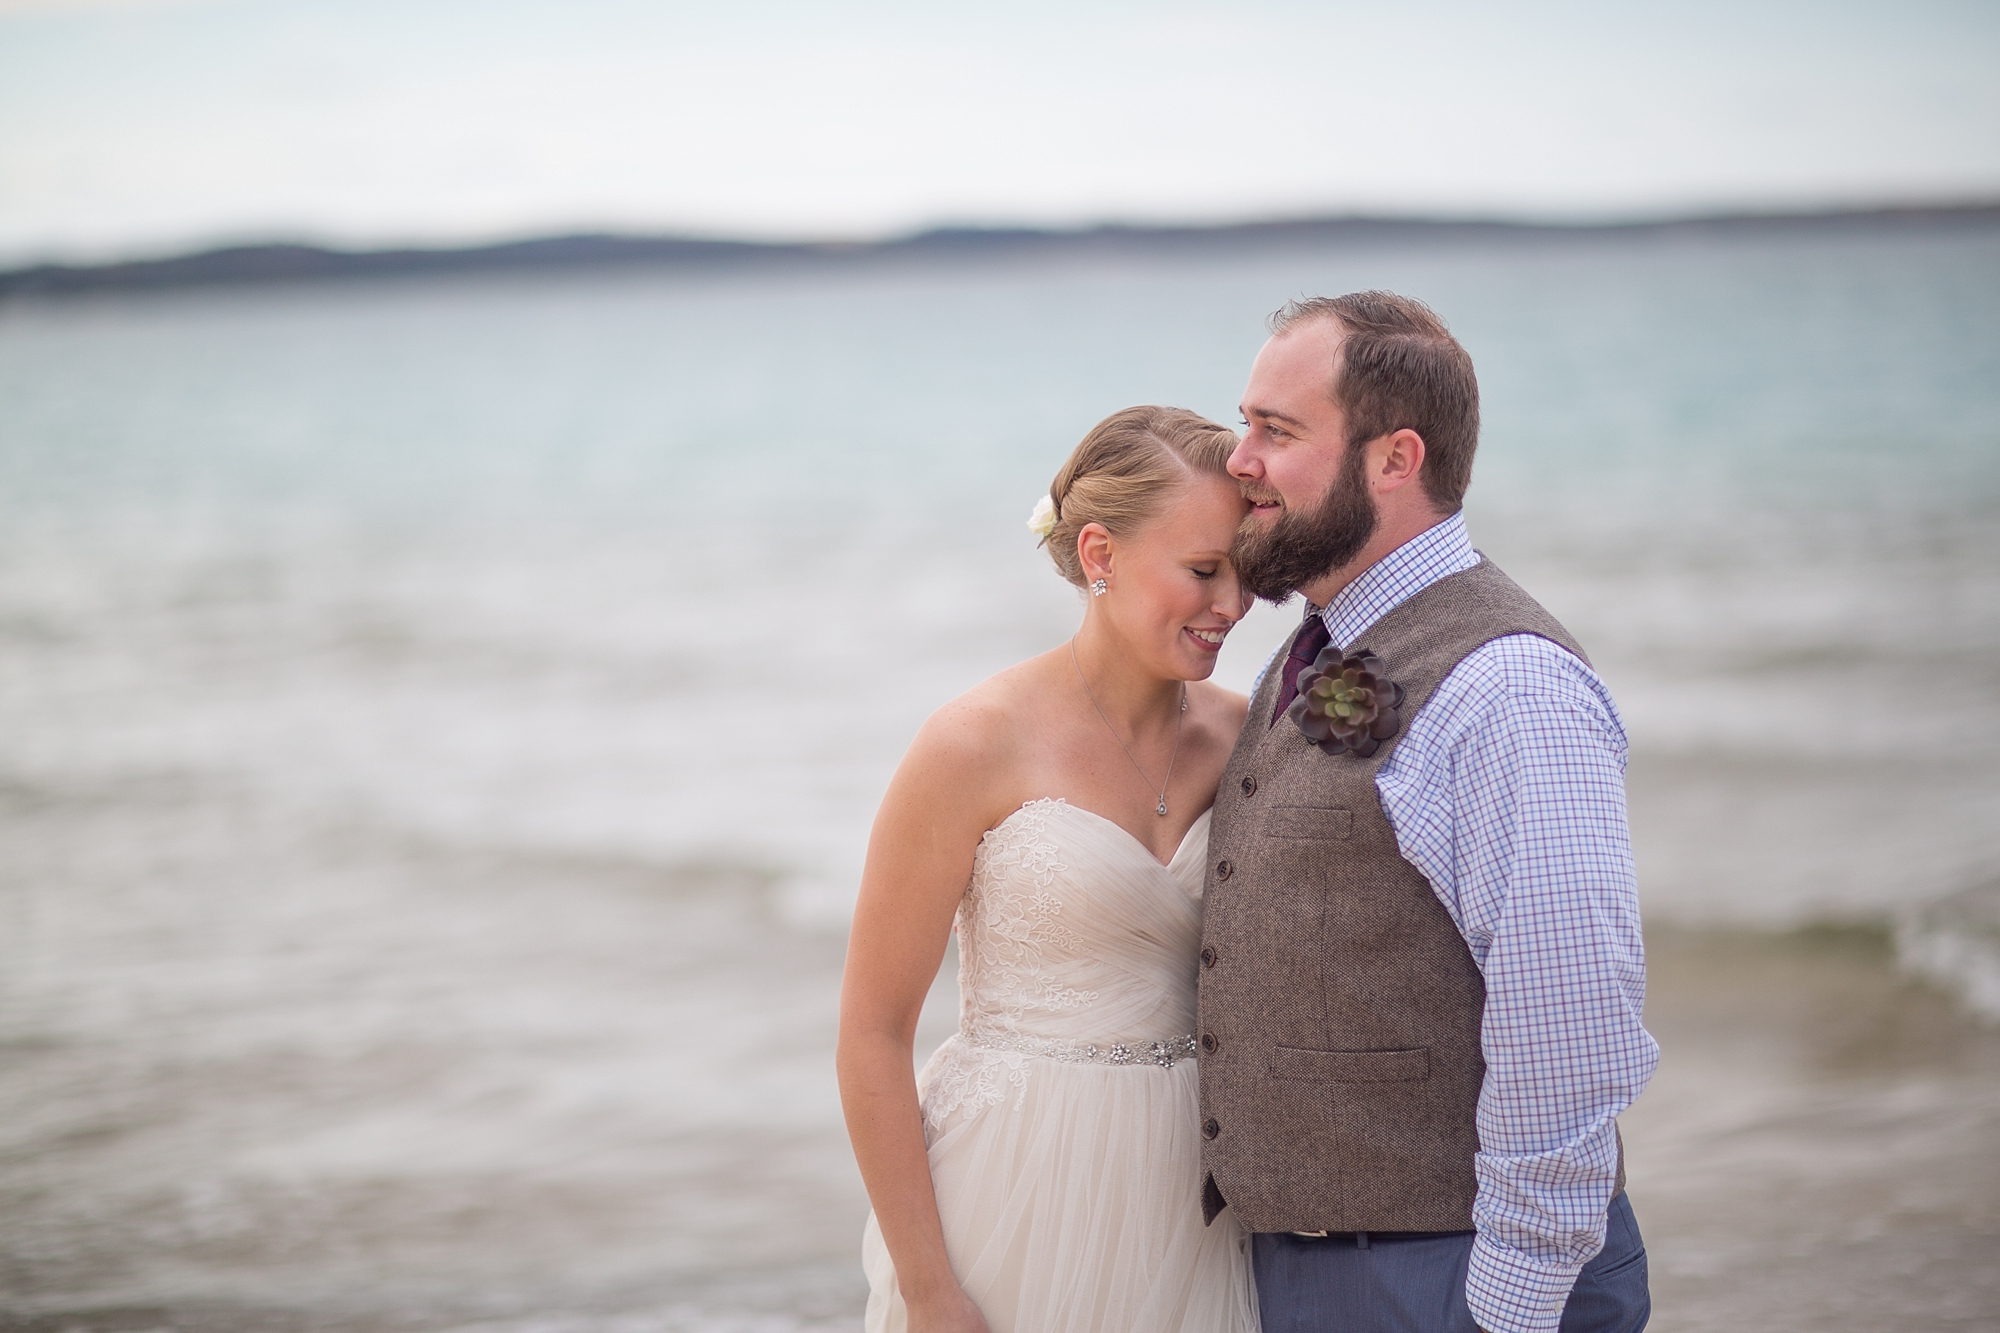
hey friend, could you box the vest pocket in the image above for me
[1267,1046,1430,1082]
[1264,805,1353,839]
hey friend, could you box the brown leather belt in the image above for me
[1287,1229,1476,1248]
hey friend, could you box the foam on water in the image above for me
[1899,883,2000,1025]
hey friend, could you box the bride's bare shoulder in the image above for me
[911,651,1064,762]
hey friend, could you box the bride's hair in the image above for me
[1042,406,1238,588]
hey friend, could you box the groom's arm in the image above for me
[1376,633,1659,1333]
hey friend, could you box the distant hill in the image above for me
[4,203,1996,301]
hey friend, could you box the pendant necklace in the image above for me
[1070,638,1186,817]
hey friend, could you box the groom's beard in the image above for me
[1230,442,1378,603]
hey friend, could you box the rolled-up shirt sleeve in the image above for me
[1376,635,1658,1333]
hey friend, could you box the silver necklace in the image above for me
[1069,638,1187,817]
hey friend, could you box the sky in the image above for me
[1,0,1996,265]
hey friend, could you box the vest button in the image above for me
[1200,1033,1218,1054]
[1202,1117,1220,1140]
[1215,860,1233,881]
[1200,946,1216,968]
[1241,775,1257,797]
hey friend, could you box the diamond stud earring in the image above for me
[1091,579,1107,597]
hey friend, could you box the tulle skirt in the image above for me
[862,1036,1258,1333]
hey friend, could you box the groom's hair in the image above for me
[1269,292,1479,512]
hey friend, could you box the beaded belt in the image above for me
[961,1026,1199,1069]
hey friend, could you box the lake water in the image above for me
[3,223,1998,1330]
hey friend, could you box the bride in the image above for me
[838,406,1261,1333]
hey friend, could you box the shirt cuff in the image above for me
[1465,1233,1584,1333]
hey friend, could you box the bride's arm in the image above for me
[837,700,1013,1333]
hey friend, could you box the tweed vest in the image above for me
[1197,556,1621,1233]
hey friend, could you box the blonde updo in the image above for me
[1040,406,1239,588]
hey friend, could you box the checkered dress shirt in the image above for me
[1255,513,1658,1333]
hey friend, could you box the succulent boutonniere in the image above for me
[1286,646,1406,757]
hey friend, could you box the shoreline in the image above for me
[1627,925,2000,1332]
[3,925,1993,1332]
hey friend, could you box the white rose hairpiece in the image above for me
[1027,493,1058,544]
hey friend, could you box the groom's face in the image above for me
[1228,320,1379,602]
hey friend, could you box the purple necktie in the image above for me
[1271,613,1334,726]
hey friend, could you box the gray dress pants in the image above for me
[1250,1192,1649,1333]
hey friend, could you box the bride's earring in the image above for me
[1091,579,1107,597]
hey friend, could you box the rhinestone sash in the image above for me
[962,1024,1199,1069]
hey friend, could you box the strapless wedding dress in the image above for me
[862,798,1258,1333]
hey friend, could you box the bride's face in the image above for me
[1089,473,1253,681]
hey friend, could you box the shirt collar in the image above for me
[1313,511,1479,650]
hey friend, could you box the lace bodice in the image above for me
[920,798,1210,1134]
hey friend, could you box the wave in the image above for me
[1897,882,2000,1026]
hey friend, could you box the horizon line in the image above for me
[5,197,1998,302]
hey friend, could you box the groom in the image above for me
[1196,292,1658,1333]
